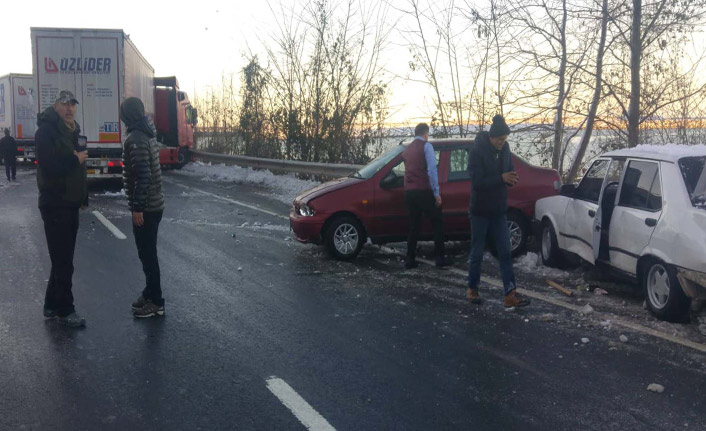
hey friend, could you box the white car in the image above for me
[535,145,706,322]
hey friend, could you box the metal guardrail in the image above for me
[191,149,364,177]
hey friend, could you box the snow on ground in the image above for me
[97,189,126,197]
[514,252,571,279]
[179,162,321,205]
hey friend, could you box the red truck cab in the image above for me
[153,76,198,168]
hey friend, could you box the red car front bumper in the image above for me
[289,211,324,244]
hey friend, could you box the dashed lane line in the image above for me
[266,377,337,431]
[92,211,127,240]
[164,178,289,221]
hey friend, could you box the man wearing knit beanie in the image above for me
[466,115,530,308]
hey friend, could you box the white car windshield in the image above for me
[352,145,406,179]
[679,156,706,209]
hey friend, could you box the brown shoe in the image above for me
[504,290,530,308]
[466,288,482,304]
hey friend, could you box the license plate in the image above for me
[86,169,96,175]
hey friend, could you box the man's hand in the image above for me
[74,150,88,165]
[435,196,442,207]
[502,171,519,187]
[133,211,144,227]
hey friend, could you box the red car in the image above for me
[290,139,561,260]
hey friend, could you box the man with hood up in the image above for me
[35,90,88,327]
[466,114,530,309]
[120,97,166,318]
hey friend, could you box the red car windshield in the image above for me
[353,145,405,179]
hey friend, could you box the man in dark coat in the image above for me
[466,115,530,308]
[0,128,18,181]
[121,97,166,318]
[35,90,88,327]
[402,122,452,269]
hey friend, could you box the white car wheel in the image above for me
[642,259,690,322]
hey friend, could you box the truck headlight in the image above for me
[298,204,315,217]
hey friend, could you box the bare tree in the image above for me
[601,0,706,147]
[261,0,392,163]
[566,0,610,182]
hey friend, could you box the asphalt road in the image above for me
[1,167,705,431]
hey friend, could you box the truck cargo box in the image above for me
[0,73,37,158]
[31,27,155,178]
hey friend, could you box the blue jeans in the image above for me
[468,214,516,295]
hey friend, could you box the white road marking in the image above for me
[266,377,336,431]
[376,246,706,353]
[163,178,288,220]
[92,211,127,240]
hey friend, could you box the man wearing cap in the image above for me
[0,128,18,182]
[35,90,88,327]
[466,114,530,308]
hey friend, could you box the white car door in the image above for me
[609,160,663,275]
[562,159,611,264]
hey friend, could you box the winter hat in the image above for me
[489,114,511,137]
[120,97,145,127]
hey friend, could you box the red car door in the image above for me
[440,145,471,237]
[372,149,442,241]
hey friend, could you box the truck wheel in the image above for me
[642,259,691,322]
[177,147,191,169]
[325,216,365,261]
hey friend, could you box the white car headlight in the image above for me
[298,204,315,217]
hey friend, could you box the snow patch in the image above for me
[633,144,706,157]
[179,162,320,204]
[647,383,665,393]
[97,189,126,197]
[515,252,570,278]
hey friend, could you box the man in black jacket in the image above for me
[120,97,166,318]
[467,115,530,308]
[35,90,88,327]
[0,128,17,182]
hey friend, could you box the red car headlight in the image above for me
[297,203,316,217]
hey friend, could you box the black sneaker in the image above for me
[43,307,58,318]
[134,300,165,318]
[131,295,147,310]
[56,312,86,327]
[404,259,418,269]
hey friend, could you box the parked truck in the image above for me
[154,76,197,168]
[0,73,37,160]
[31,27,197,179]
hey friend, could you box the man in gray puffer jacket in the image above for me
[120,97,166,318]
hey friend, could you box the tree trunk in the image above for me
[551,0,568,170]
[567,0,609,182]
[627,0,642,148]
